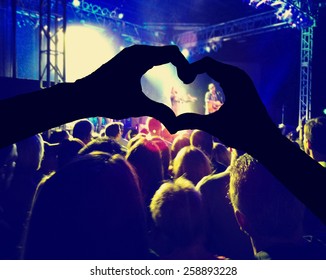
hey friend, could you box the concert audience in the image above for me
[170,133,190,161]
[150,177,224,259]
[196,171,253,259]
[172,145,212,185]
[1,135,44,259]
[302,116,326,242]
[211,142,232,173]
[56,137,85,169]
[0,45,325,260]
[228,153,326,259]
[190,129,214,159]
[104,121,128,154]
[79,136,125,156]
[72,119,95,145]
[22,152,152,260]
[125,137,164,220]
[0,144,18,259]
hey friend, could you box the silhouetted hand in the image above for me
[74,45,195,131]
[175,57,277,153]
[173,57,326,225]
[0,44,196,148]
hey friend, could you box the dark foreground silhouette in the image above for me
[0,44,325,226]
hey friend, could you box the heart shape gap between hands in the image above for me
[141,63,225,117]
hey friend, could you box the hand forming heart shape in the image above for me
[75,45,276,153]
[1,44,325,227]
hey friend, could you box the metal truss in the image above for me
[173,4,317,126]
[244,1,318,125]
[39,0,67,88]
[15,1,318,125]
[67,1,168,47]
[172,11,290,54]
[299,26,314,125]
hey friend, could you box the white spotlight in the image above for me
[72,0,80,8]
[181,48,190,59]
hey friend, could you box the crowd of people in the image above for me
[0,114,325,260]
[0,45,325,260]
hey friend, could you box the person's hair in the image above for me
[22,152,148,260]
[208,83,215,91]
[304,116,326,154]
[229,153,305,239]
[48,130,70,144]
[151,136,171,179]
[105,122,122,138]
[212,142,231,167]
[170,134,190,160]
[190,130,213,158]
[150,177,205,248]
[172,146,212,185]
[0,144,17,192]
[78,136,123,156]
[72,119,94,143]
[126,137,163,205]
[16,134,44,171]
[57,138,85,168]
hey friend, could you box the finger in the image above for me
[130,93,179,133]
[175,113,209,132]
[126,45,196,84]
[190,56,259,105]
[190,56,243,84]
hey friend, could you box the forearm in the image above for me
[248,126,326,225]
[0,82,86,147]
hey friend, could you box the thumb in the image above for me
[136,95,179,134]
[175,113,209,133]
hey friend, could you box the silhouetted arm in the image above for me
[175,57,326,225]
[0,45,193,148]
[1,46,325,224]
[0,83,78,147]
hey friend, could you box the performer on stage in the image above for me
[170,86,197,115]
[205,82,225,114]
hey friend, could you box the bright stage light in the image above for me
[72,0,80,8]
[181,48,190,59]
[65,24,118,82]
[245,0,315,28]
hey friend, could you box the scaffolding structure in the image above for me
[299,26,314,124]
[172,2,317,125]
[14,0,319,125]
[172,11,289,54]
[39,0,67,88]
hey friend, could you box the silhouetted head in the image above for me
[150,177,205,249]
[72,119,94,145]
[229,154,305,242]
[23,152,148,260]
[172,146,212,185]
[190,130,213,158]
[304,116,326,162]
[0,144,17,192]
